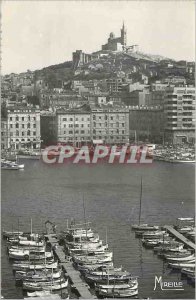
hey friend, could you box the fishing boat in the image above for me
[68,240,103,251]
[18,240,45,247]
[66,227,94,239]
[9,249,53,260]
[1,160,24,170]
[164,251,192,259]
[142,231,168,239]
[23,278,68,291]
[153,243,184,253]
[9,245,46,252]
[95,282,138,298]
[69,244,108,255]
[83,265,122,276]
[168,261,195,269]
[15,269,62,282]
[132,177,159,231]
[166,254,195,262]
[3,231,24,238]
[85,272,136,284]
[75,262,114,272]
[73,250,113,260]
[12,261,58,271]
[74,255,113,265]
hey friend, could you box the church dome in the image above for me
[109,32,115,39]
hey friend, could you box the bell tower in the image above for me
[121,21,127,46]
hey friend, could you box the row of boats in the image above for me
[3,230,69,298]
[1,159,24,170]
[153,145,195,163]
[132,219,195,286]
[62,222,139,298]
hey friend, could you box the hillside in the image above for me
[34,50,193,87]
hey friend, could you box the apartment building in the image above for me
[7,106,41,150]
[91,107,129,144]
[164,86,195,144]
[129,106,164,143]
[56,107,91,146]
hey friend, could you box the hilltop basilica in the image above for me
[102,22,127,51]
[72,23,139,69]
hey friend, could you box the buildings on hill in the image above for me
[1,21,195,148]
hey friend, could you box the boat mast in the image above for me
[30,218,33,235]
[138,176,143,226]
[83,195,88,240]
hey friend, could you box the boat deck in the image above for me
[47,235,96,299]
[163,225,195,250]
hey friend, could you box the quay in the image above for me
[46,234,97,299]
[163,225,195,250]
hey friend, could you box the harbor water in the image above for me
[1,159,195,299]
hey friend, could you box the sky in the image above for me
[1,0,195,75]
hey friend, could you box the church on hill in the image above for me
[102,22,127,52]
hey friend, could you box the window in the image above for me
[70,118,73,121]
[28,115,30,121]
[16,123,19,128]
[122,123,125,127]
[81,118,84,121]
[10,124,13,128]
[22,132,25,136]
[122,130,125,134]
[10,117,12,121]
[81,130,85,134]
[63,118,67,121]
[27,123,31,128]
[33,124,36,128]
[69,124,73,128]
[93,115,96,120]
[16,130,19,136]
[33,132,36,136]
[69,131,73,134]
[81,124,84,128]
[64,124,66,128]
[27,130,30,136]
[16,116,19,121]
[111,116,113,120]
[22,117,24,121]
[22,124,25,128]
